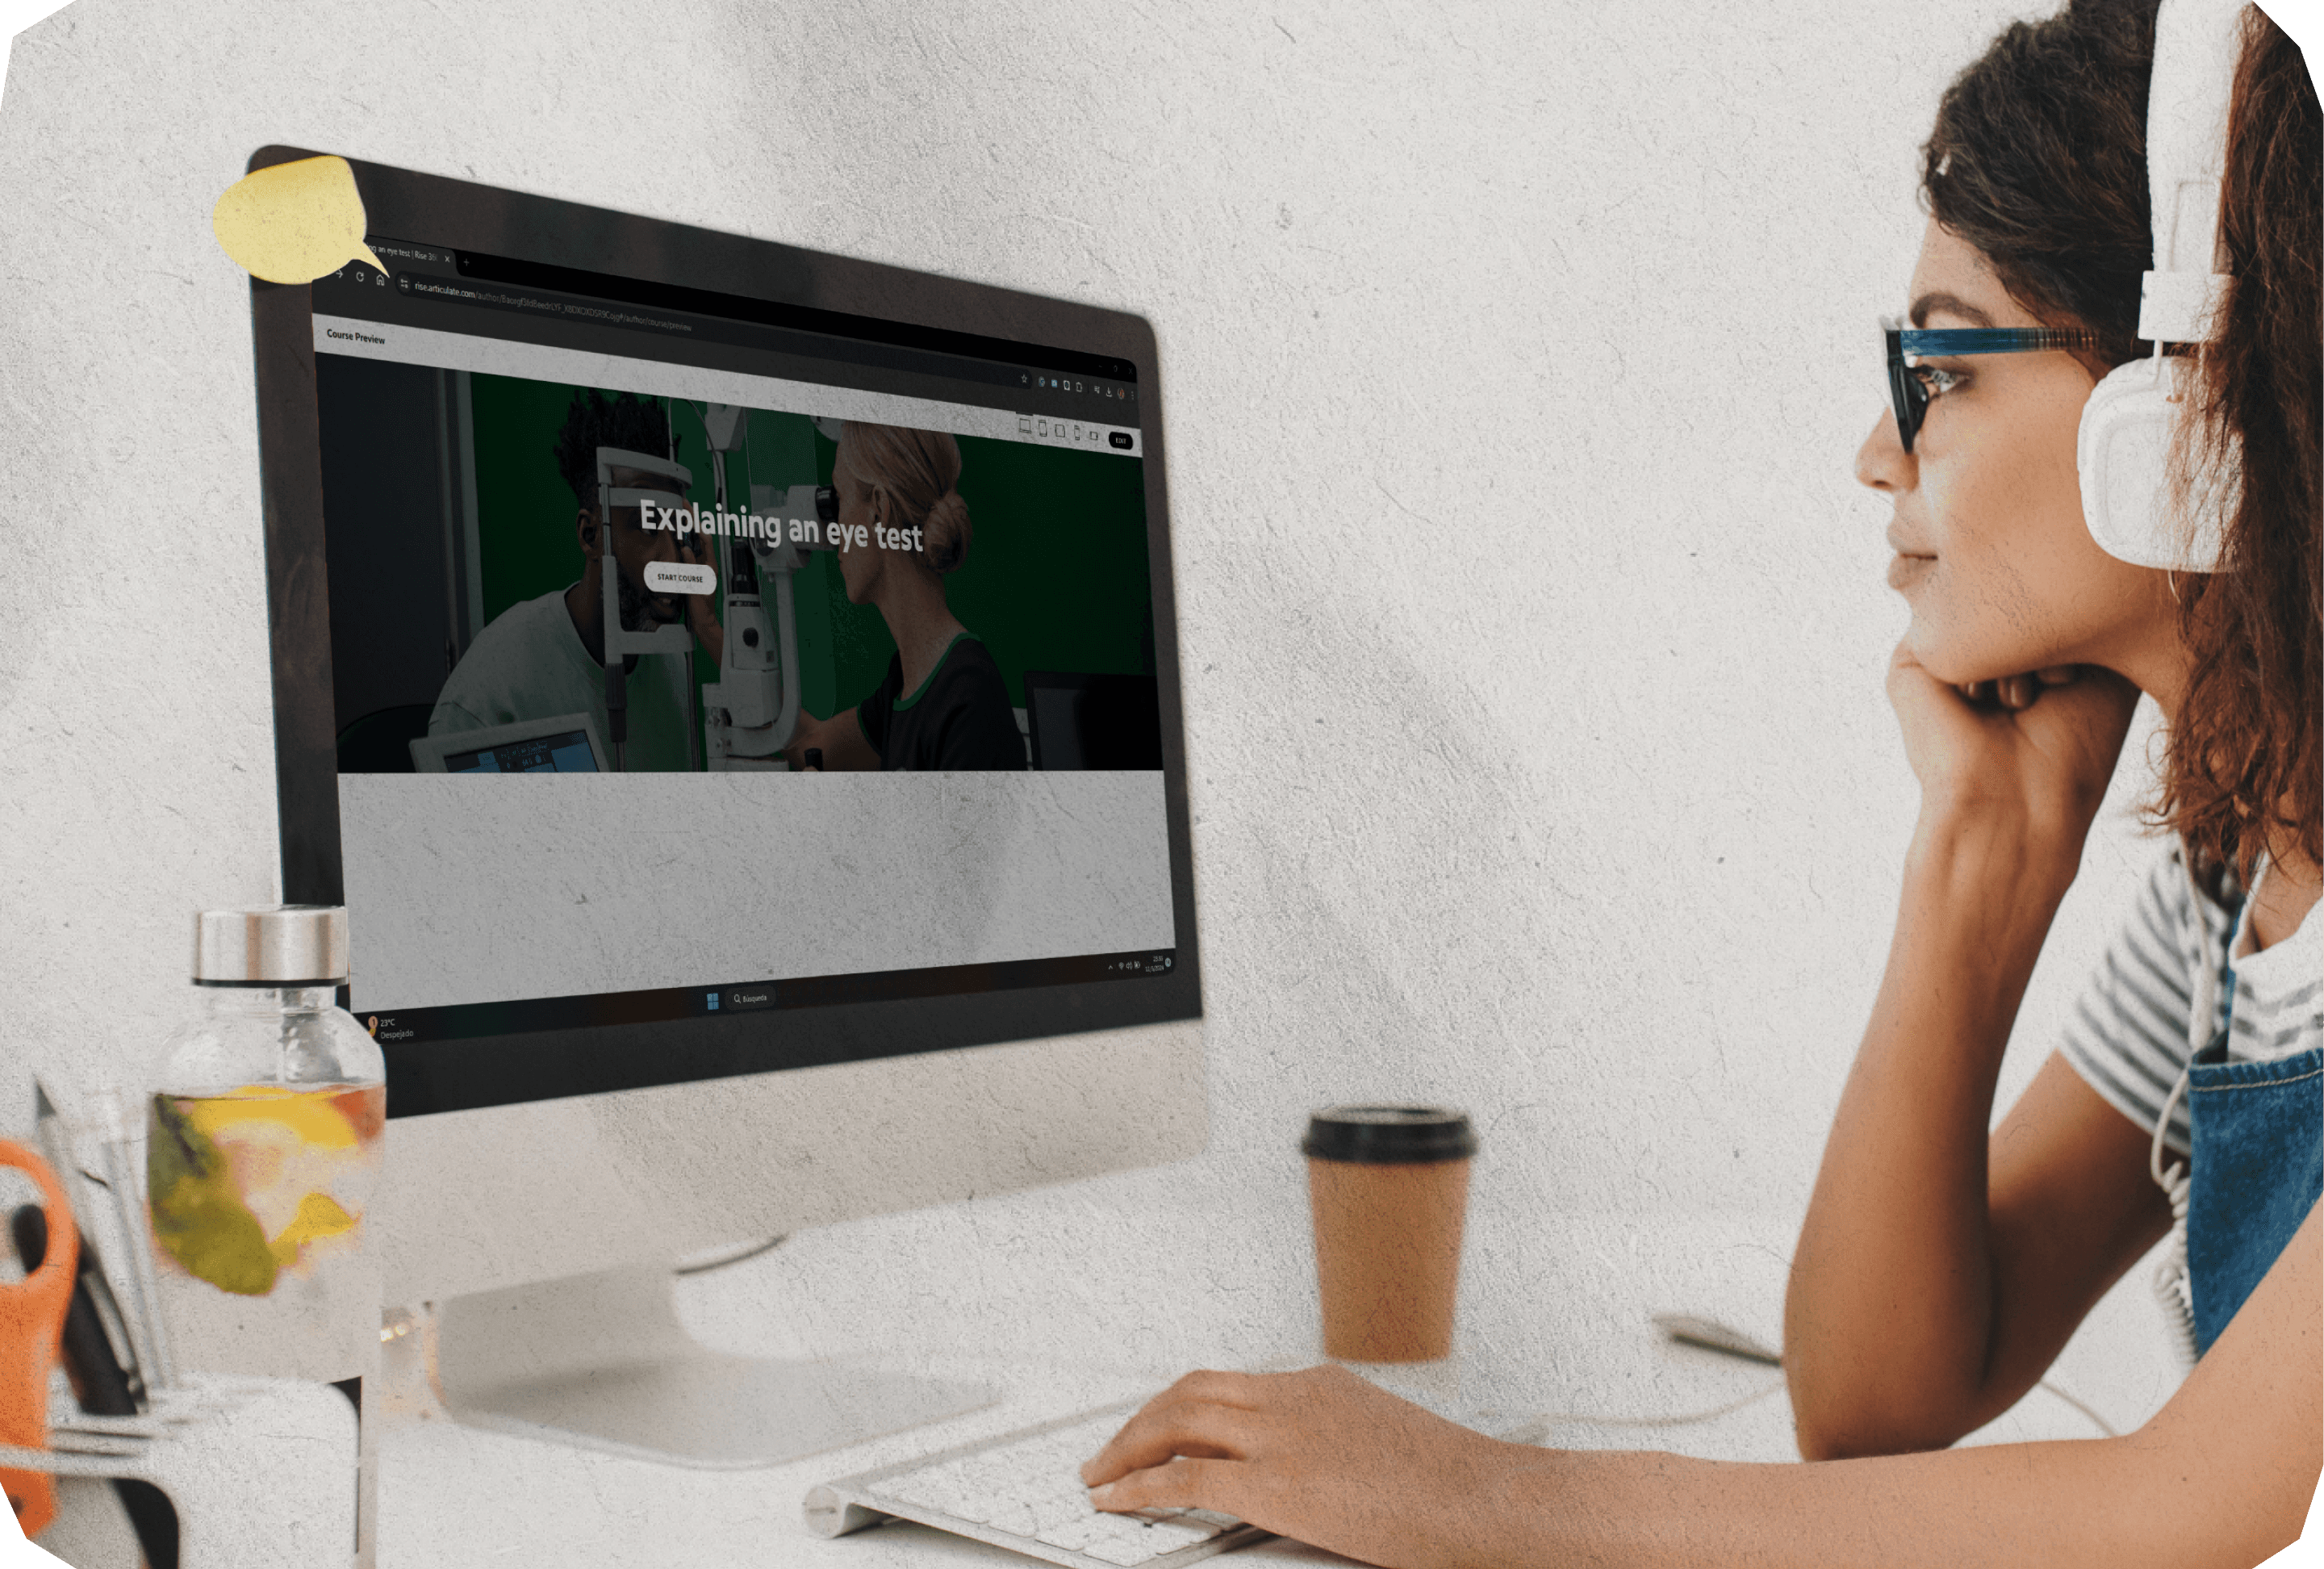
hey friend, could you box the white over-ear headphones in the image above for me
[2076,0,2247,572]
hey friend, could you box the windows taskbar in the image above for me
[350,947,1179,1045]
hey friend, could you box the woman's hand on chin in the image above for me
[1079,1364,1519,1569]
[1885,640,2140,857]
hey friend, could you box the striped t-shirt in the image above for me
[2062,845,2324,1155]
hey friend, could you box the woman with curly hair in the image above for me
[1076,4,2321,1563]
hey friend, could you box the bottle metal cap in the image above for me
[192,906,349,985]
[1301,1105,1477,1165]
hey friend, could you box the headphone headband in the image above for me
[2138,0,2246,343]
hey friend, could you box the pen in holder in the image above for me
[88,1088,176,1395]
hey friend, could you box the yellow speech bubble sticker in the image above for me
[211,154,386,285]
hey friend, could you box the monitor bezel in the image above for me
[248,146,1202,1120]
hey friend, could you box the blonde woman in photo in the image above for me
[784,422,1026,772]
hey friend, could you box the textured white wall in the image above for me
[0,0,2191,1433]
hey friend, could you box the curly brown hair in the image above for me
[1923,0,2321,881]
[2171,10,2322,879]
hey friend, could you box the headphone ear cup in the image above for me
[2077,357,2234,571]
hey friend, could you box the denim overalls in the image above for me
[2185,1006,2324,1356]
[2159,865,2324,1359]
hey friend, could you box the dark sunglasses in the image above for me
[1882,316,2103,453]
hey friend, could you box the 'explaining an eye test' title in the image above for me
[638,499,914,555]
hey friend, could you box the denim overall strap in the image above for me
[2184,1037,2324,1356]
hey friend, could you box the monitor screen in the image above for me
[257,157,1198,1119]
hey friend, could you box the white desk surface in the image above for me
[370,1165,2159,1568]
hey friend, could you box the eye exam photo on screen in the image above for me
[0,1,2317,1568]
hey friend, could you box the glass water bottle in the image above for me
[148,906,385,1382]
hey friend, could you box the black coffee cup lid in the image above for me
[1301,1105,1477,1165]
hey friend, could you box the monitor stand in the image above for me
[424,1263,996,1467]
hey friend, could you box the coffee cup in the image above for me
[1302,1106,1477,1363]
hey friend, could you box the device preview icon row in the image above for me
[1016,415,1134,450]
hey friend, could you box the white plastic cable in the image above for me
[2149,1058,2201,1368]
[1490,1378,1790,1446]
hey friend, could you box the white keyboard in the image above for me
[804,1402,1269,1567]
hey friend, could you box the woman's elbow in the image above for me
[1787,1366,1975,1462]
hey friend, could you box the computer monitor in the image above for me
[408,713,607,774]
[249,148,1203,1465]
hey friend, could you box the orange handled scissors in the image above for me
[0,1139,76,1539]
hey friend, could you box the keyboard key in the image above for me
[988,1502,1043,1538]
[942,1493,1001,1525]
[1139,1518,1218,1550]
[1029,1496,1093,1530]
[1034,1514,1110,1551]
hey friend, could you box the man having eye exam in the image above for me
[428,388,719,771]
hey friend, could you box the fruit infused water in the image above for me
[149,1084,384,1299]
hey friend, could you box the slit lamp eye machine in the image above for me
[592,404,838,772]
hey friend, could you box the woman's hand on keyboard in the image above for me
[1079,1364,1512,1569]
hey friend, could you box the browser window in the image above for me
[313,240,1176,1044]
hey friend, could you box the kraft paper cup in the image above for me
[1302,1106,1477,1363]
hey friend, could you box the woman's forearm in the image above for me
[1477,1151,2313,1569]
[1783,808,2079,1456]
[1480,1425,2293,1569]
[1085,1229,2315,1569]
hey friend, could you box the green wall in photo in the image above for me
[805,428,1154,721]
[465,378,1155,758]
[471,374,597,624]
